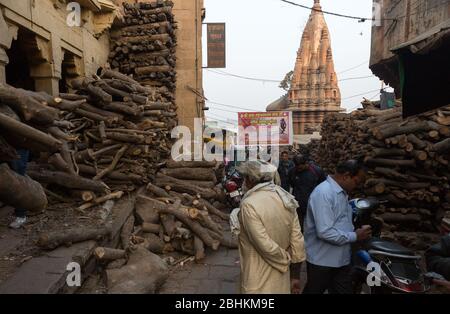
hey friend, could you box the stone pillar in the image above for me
[29,37,61,95]
[34,77,60,95]
[0,9,12,84]
[0,47,8,84]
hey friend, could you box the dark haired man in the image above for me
[278,151,294,191]
[302,160,372,294]
[289,154,326,229]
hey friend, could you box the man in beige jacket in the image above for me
[235,161,306,294]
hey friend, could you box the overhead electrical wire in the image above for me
[280,0,395,22]
[280,0,450,23]
[206,68,375,84]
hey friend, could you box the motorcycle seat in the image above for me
[368,239,416,257]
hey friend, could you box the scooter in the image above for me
[222,164,244,209]
[350,197,439,294]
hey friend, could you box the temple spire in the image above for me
[288,0,342,134]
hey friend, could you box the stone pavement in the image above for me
[160,247,241,294]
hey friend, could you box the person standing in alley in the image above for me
[8,149,30,229]
[289,154,326,229]
[234,160,305,294]
[277,151,294,192]
[302,160,372,294]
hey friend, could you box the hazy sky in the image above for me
[202,0,385,124]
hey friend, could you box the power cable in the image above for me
[280,0,395,22]
[206,68,375,83]
[342,88,382,101]
[206,100,259,112]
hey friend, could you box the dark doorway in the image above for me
[59,51,81,93]
[5,28,35,90]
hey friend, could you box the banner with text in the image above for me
[237,111,293,146]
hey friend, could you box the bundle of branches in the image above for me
[315,103,450,247]
[109,0,177,92]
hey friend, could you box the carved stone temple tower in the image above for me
[267,0,342,136]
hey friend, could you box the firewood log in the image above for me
[28,169,108,193]
[0,113,62,152]
[141,222,162,234]
[0,163,48,212]
[0,84,59,125]
[121,214,135,251]
[194,236,206,262]
[157,206,220,250]
[160,167,217,182]
[94,247,126,262]
[105,247,169,294]
[37,226,111,250]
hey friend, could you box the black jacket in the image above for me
[289,163,326,211]
[277,160,294,191]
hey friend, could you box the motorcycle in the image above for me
[222,164,244,209]
[350,197,441,294]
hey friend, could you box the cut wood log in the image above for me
[0,113,62,152]
[432,138,450,153]
[146,183,170,198]
[78,191,124,211]
[160,167,217,183]
[194,236,206,262]
[158,206,220,250]
[105,247,169,294]
[164,199,182,236]
[106,258,128,270]
[365,158,416,168]
[37,226,111,250]
[94,247,126,262]
[121,214,135,251]
[0,84,59,125]
[140,233,166,254]
[27,169,108,192]
[0,163,47,212]
[135,194,165,224]
[154,173,217,199]
[141,222,162,234]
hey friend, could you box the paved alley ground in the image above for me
[160,247,241,294]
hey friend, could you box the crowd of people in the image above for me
[233,152,450,294]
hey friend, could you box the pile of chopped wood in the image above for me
[0,69,178,212]
[316,104,450,248]
[109,0,177,91]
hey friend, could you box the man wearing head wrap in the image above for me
[235,160,306,294]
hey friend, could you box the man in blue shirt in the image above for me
[303,160,372,294]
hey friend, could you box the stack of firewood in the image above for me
[0,68,179,211]
[315,104,450,242]
[109,0,177,91]
[132,164,233,263]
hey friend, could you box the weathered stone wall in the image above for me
[0,0,117,94]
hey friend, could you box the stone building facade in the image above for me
[267,0,342,136]
[0,0,206,132]
[0,0,118,94]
